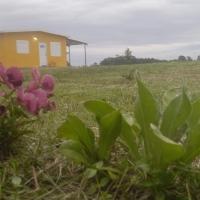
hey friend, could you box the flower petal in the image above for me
[6,67,23,88]
[41,74,55,93]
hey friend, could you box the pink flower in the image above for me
[32,68,41,84]
[32,88,48,109]
[41,74,55,93]
[16,68,56,115]
[6,67,23,88]
[27,80,39,92]
[17,87,50,115]
[28,68,55,95]
[22,92,38,114]
[26,68,41,92]
[17,88,38,114]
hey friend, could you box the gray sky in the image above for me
[1,0,200,65]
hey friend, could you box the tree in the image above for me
[124,48,132,59]
[91,62,98,66]
[178,55,187,61]
[187,56,193,61]
[197,56,200,61]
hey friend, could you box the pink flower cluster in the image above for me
[0,65,55,115]
[0,66,23,89]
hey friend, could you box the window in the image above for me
[50,42,61,56]
[16,40,30,54]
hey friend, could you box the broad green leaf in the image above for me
[107,171,119,180]
[57,115,95,155]
[131,121,141,134]
[187,99,200,128]
[120,119,139,159]
[102,167,121,180]
[149,124,185,168]
[160,90,191,140]
[93,161,104,169]
[101,166,121,174]
[162,87,181,109]
[134,79,160,131]
[84,100,115,121]
[98,111,122,160]
[183,123,200,163]
[85,100,139,159]
[60,140,92,164]
[123,113,141,134]
[99,177,110,187]
[134,79,159,156]
[84,168,97,179]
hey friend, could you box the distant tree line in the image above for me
[97,48,200,66]
[100,48,166,65]
[177,55,200,61]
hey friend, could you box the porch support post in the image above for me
[68,45,71,66]
[84,44,87,67]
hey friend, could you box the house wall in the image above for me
[0,36,3,65]
[0,32,67,68]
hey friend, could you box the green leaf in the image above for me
[183,123,200,163]
[60,140,91,164]
[149,124,185,168]
[120,119,139,159]
[162,87,181,109]
[98,111,122,160]
[131,121,141,135]
[122,113,141,134]
[93,161,104,169]
[99,177,110,187]
[135,78,159,131]
[102,166,121,180]
[85,100,139,158]
[57,115,95,155]
[187,99,200,128]
[107,171,119,180]
[134,78,160,156]
[84,100,115,121]
[84,168,97,179]
[102,166,121,174]
[160,90,191,140]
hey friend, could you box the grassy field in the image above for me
[2,61,200,199]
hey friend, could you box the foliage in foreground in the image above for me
[58,75,200,199]
[0,65,55,160]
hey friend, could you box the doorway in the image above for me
[39,43,47,67]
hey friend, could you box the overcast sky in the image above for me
[1,0,200,65]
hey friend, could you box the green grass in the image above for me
[2,61,200,199]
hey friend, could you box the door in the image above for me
[39,43,47,67]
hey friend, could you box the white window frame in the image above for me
[50,42,61,57]
[16,40,30,54]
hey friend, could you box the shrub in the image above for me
[57,112,123,180]
[58,75,200,198]
[0,65,55,160]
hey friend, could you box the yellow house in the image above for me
[0,31,87,68]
